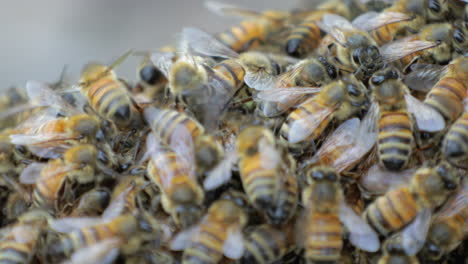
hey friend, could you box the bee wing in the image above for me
[352,11,414,31]
[360,164,416,195]
[339,203,380,252]
[170,125,196,179]
[146,133,176,188]
[318,14,355,46]
[26,80,81,116]
[9,132,77,146]
[381,38,439,63]
[204,150,238,191]
[223,226,245,259]
[102,184,136,220]
[287,103,335,143]
[405,94,445,132]
[50,217,103,233]
[29,145,69,159]
[257,87,321,103]
[62,238,121,264]
[403,63,447,92]
[151,52,176,79]
[204,1,263,19]
[244,71,276,91]
[434,185,468,220]
[0,103,43,120]
[258,137,281,169]
[180,27,239,59]
[170,225,201,251]
[402,208,431,256]
[12,225,40,244]
[19,162,46,184]
[275,60,307,87]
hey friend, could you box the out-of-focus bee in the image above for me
[452,20,468,57]
[256,56,338,117]
[170,199,248,264]
[19,144,97,213]
[144,107,223,175]
[78,50,143,129]
[59,238,121,264]
[0,130,31,174]
[69,188,111,217]
[145,132,204,228]
[0,86,30,130]
[424,56,468,123]
[393,23,454,69]
[242,223,295,264]
[442,101,468,168]
[204,1,289,52]
[298,167,379,263]
[204,126,298,225]
[422,180,468,261]
[279,74,368,144]
[378,233,420,264]
[132,52,168,102]
[0,209,51,264]
[319,14,439,79]
[425,0,466,22]
[364,162,460,244]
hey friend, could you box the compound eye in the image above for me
[347,84,361,96]
[429,0,441,13]
[140,65,163,85]
[454,29,465,44]
[371,75,385,85]
[352,48,362,63]
[387,69,399,79]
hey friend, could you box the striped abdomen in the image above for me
[305,213,343,262]
[86,77,139,128]
[32,165,68,210]
[239,153,277,209]
[0,226,39,264]
[285,15,324,57]
[216,20,266,52]
[148,109,204,145]
[364,187,418,236]
[425,77,467,122]
[243,225,289,264]
[377,109,413,171]
[442,112,468,163]
[370,22,402,45]
[183,221,227,264]
[266,172,298,225]
[281,98,334,142]
[212,60,246,91]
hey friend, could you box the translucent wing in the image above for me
[143,107,161,127]
[318,14,355,46]
[146,133,176,189]
[62,238,120,264]
[257,87,321,103]
[402,208,431,256]
[170,225,200,251]
[381,38,439,63]
[275,60,307,88]
[0,104,43,120]
[287,102,335,143]
[258,137,280,170]
[223,227,245,259]
[180,27,239,59]
[244,71,276,91]
[434,185,468,220]
[19,162,46,184]
[151,52,176,79]
[205,1,263,19]
[339,203,380,252]
[352,11,414,31]
[360,164,416,195]
[204,150,238,191]
[12,225,40,244]
[170,125,196,179]
[102,183,136,220]
[405,94,445,132]
[26,80,81,116]
[9,133,77,146]
[50,217,103,233]
[403,63,447,92]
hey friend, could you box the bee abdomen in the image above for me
[242,167,276,208]
[213,60,245,91]
[243,225,287,264]
[216,21,263,52]
[442,113,468,159]
[286,22,322,57]
[425,77,466,121]
[0,244,31,264]
[183,225,224,264]
[306,214,342,262]
[364,188,418,236]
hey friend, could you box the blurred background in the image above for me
[0,0,307,88]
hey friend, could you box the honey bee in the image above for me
[132,52,168,102]
[422,180,468,261]
[170,199,248,264]
[204,1,289,52]
[452,20,468,57]
[204,126,298,225]
[256,56,338,117]
[279,74,368,144]
[242,224,295,264]
[0,130,31,174]
[424,56,468,123]
[69,188,111,217]
[425,0,466,22]
[59,238,121,264]
[145,132,204,227]
[0,209,51,264]
[442,101,468,168]
[378,233,420,264]
[364,162,460,240]
[19,144,98,213]
[144,106,223,175]
[78,50,142,129]
[298,167,379,263]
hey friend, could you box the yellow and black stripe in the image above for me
[0,230,39,264]
[182,222,226,264]
[216,21,265,53]
[243,225,290,264]
[442,112,468,164]
[285,13,326,57]
[32,163,68,211]
[305,214,343,262]
[377,110,413,171]
[364,187,418,236]
[425,77,467,122]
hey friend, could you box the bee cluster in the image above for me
[0,0,467,263]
